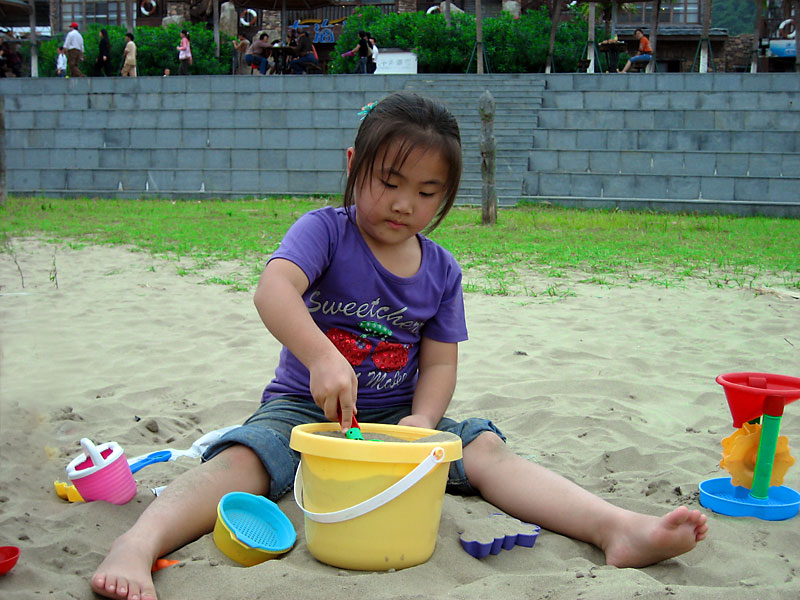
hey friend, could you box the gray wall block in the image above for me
[1,74,797,216]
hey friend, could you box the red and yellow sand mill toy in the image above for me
[700,373,800,520]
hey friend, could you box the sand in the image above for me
[1,240,799,599]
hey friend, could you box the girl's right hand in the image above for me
[308,351,358,431]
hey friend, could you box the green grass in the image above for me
[2,197,799,296]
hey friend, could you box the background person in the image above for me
[288,29,319,74]
[244,33,271,75]
[349,30,371,74]
[176,30,192,75]
[56,46,67,77]
[63,22,85,77]
[232,33,249,74]
[121,32,137,77]
[94,29,112,76]
[621,28,652,73]
[367,33,379,73]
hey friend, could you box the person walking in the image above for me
[121,32,137,77]
[94,29,112,76]
[349,30,372,74]
[63,22,86,77]
[176,30,192,75]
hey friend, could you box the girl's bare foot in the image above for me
[603,506,708,568]
[91,533,159,600]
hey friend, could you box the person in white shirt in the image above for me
[368,34,379,73]
[121,32,137,77]
[55,46,67,77]
[63,22,85,77]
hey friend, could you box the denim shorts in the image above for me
[203,397,505,501]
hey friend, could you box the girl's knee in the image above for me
[467,430,507,454]
[462,431,511,487]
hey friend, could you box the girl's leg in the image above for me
[463,432,708,568]
[91,445,269,600]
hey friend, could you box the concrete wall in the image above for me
[1,73,799,215]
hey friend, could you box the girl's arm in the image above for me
[398,337,458,429]
[254,258,359,430]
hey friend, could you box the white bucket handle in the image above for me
[294,446,446,523]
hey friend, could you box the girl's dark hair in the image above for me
[344,92,462,234]
[100,29,108,39]
[126,32,134,41]
[181,29,190,40]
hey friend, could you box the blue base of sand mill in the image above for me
[699,477,800,521]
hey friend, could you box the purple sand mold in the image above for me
[459,514,541,559]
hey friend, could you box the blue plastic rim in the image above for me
[219,492,296,552]
[699,477,800,521]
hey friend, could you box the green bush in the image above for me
[330,7,590,74]
[37,23,233,77]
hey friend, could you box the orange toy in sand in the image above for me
[720,422,795,489]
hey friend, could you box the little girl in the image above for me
[92,92,707,600]
[176,30,192,76]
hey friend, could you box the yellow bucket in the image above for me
[289,422,462,571]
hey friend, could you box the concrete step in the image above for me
[528,149,800,178]
[522,171,800,203]
[537,108,800,131]
[8,167,344,196]
[518,195,800,218]
[532,128,799,153]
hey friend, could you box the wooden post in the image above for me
[476,0,483,74]
[479,90,497,226]
[213,0,220,58]
[0,96,6,207]
[645,0,662,73]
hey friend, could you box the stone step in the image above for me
[532,128,799,153]
[528,149,800,178]
[537,108,800,131]
[518,195,800,218]
[542,89,800,111]
[8,167,345,196]
[522,171,800,203]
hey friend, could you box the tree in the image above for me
[699,0,713,72]
[645,0,662,73]
[545,0,564,73]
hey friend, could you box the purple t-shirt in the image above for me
[262,206,468,408]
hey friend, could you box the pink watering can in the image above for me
[66,438,137,505]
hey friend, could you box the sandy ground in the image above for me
[1,241,799,599]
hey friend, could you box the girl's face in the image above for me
[347,142,449,253]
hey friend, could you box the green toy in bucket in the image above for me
[699,372,800,521]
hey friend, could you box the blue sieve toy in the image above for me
[213,492,296,566]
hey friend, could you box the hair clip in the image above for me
[358,101,378,121]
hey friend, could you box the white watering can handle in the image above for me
[294,447,445,524]
[80,438,106,467]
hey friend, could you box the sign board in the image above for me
[376,49,418,74]
[769,39,796,58]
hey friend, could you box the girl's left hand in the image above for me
[397,414,436,429]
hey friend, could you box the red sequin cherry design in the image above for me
[359,321,411,373]
[326,327,372,366]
